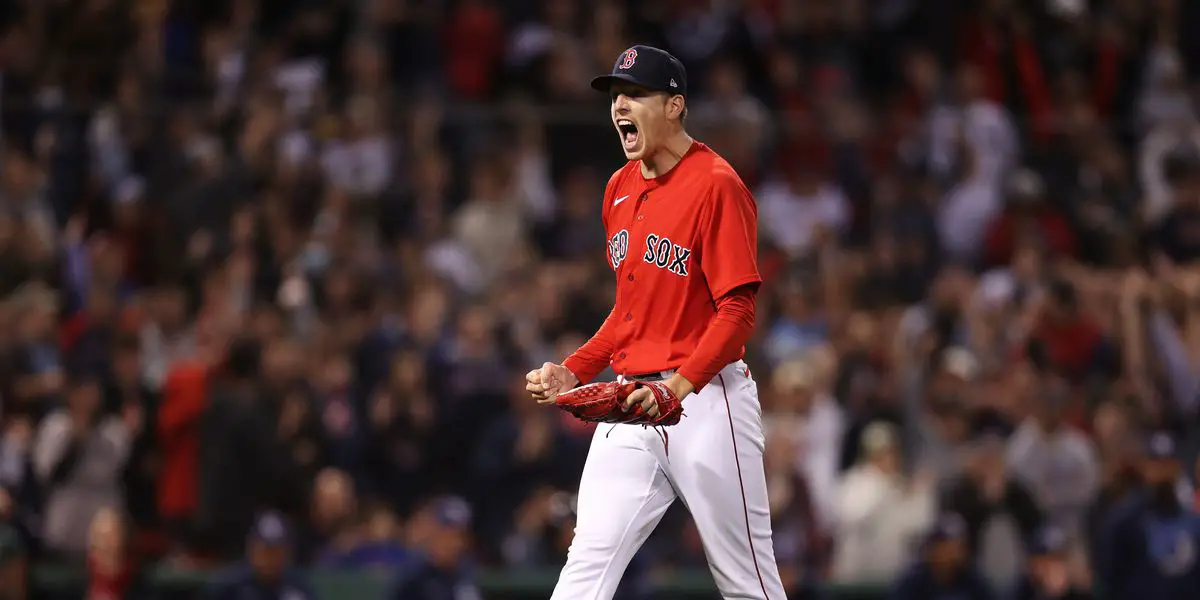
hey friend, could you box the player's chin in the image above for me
[621,141,647,160]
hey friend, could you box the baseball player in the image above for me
[526,45,787,599]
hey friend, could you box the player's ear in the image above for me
[667,95,685,122]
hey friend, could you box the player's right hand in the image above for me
[526,362,578,405]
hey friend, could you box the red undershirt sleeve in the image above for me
[676,284,758,391]
[562,308,618,384]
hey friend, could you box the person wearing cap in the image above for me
[830,421,935,585]
[391,496,482,600]
[1096,431,1200,600]
[209,511,316,600]
[526,43,786,600]
[1011,525,1094,600]
[891,513,995,600]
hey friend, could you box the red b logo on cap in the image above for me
[619,48,637,69]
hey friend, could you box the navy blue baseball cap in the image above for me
[1027,525,1069,557]
[432,495,472,529]
[591,45,688,98]
[1146,430,1178,460]
[924,513,968,545]
[249,511,290,546]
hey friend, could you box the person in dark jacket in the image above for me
[890,513,996,600]
[208,512,316,600]
[391,496,482,600]
[1097,431,1200,600]
[1010,525,1094,600]
[470,375,585,550]
[195,337,295,560]
[106,334,162,543]
[940,427,1043,558]
[1085,451,1143,572]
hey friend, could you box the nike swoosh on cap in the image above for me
[613,195,629,206]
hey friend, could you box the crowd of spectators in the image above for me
[2,0,1200,599]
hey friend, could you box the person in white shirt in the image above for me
[926,64,1018,186]
[937,142,1003,265]
[831,421,936,584]
[767,356,845,537]
[756,169,850,259]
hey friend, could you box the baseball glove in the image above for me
[554,381,683,426]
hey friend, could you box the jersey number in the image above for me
[643,234,691,277]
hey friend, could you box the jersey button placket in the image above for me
[617,191,646,370]
[631,191,649,228]
[625,192,647,285]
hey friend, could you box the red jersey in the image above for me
[584,141,761,377]
[157,359,208,520]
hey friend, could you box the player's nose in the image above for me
[612,94,632,112]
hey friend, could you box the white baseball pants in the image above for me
[550,361,787,600]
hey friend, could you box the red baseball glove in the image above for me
[554,381,683,426]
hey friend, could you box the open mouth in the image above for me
[617,119,639,150]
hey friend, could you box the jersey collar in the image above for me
[640,140,704,190]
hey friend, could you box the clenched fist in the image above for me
[526,362,579,404]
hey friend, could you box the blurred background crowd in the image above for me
[2,0,1200,599]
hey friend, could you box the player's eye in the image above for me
[611,89,645,101]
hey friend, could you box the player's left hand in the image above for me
[623,375,693,416]
[622,386,658,417]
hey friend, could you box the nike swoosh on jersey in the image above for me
[613,195,629,206]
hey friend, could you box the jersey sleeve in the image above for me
[698,168,762,300]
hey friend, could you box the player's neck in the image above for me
[639,131,694,179]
